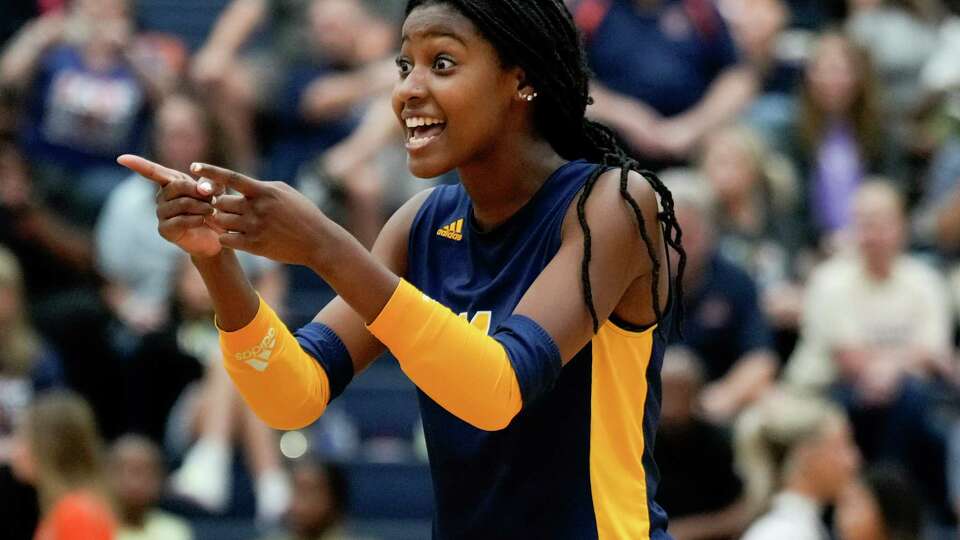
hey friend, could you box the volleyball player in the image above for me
[119,1,685,537]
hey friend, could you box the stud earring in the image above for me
[519,91,538,102]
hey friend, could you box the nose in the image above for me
[393,66,428,105]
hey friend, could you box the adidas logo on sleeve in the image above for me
[437,218,464,241]
[235,327,277,372]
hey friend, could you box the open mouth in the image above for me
[405,116,447,149]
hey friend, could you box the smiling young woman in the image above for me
[118,1,685,537]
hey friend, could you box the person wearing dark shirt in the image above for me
[656,347,749,540]
[574,0,757,165]
[667,174,778,424]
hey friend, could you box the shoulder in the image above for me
[562,166,663,267]
[373,187,439,275]
[564,167,660,235]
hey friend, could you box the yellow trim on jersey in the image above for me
[590,321,656,539]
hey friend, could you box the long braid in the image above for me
[405,0,686,335]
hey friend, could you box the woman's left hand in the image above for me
[190,162,333,267]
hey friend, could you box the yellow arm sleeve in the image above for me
[367,280,524,431]
[218,298,331,430]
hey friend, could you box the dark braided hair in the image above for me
[405,0,685,334]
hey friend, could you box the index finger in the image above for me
[190,163,261,196]
[117,154,186,187]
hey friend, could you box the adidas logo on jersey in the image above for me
[437,218,464,241]
[235,327,277,372]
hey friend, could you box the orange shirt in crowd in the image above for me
[34,491,116,540]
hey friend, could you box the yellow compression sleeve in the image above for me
[219,298,332,430]
[367,280,524,431]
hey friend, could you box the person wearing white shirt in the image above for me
[737,391,861,540]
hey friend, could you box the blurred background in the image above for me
[2,0,960,539]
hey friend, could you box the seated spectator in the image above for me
[787,181,952,395]
[0,0,174,223]
[786,181,956,519]
[737,391,860,539]
[723,0,805,153]
[10,391,117,540]
[0,247,64,461]
[846,0,938,117]
[665,171,779,423]
[191,0,395,175]
[577,0,758,166]
[788,31,900,248]
[165,262,289,524]
[655,347,749,540]
[0,137,97,299]
[95,92,286,335]
[258,456,352,540]
[109,434,192,540]
[835,464,923,540]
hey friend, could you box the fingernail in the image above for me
[198,180,213,195]
[191,163,201,173]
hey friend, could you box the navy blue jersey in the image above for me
[406,160,671,539]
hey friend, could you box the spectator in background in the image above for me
[836,465,923,540]
[0,137,97,299]
[699,124,805,334]
[665,171,779,423]
[787,181,952,397]
[786,181,956,520]
[165,262,289,524]
[722,0,805,154]
[258,456,352,540]
[191,0,395,175]
[0,0,174,224]
[0,247,64,461]
[109,435,192,540]
[96,92,231,335]
[655,347,750,540]
[9,391,116,540]
[577,0,757,166]
[789,32,899,247]
[737,391,861,540]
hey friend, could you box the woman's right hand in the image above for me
[117,154,223,257]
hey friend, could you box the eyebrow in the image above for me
[400,30,467,47]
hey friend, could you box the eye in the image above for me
[396,56,412,78]
[433,55,456,72]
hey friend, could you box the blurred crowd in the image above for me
[3,0,960,539]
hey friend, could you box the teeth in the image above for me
[405,117,445,128]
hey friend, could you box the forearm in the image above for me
[587,82,658,134]
[300,61,395,122]
[16,209,94,271]
[671,66,757,139]
[200,0,266,57]
[191,249,260,331]
[0,22,55,89]
[306,217,399,324]
[718,351,777,406]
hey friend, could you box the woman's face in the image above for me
[154,97,211,172]
[392,4,525,178]
[806,418,861,501]
[836,480,885,540]
[702,131,759,202]
[807,37,860,116]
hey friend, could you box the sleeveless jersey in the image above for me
[406,159,671,539]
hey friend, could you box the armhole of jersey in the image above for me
[405,186,446,279]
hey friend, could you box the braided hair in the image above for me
[405,0,685,333]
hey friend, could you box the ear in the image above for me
[510,66,537,103]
